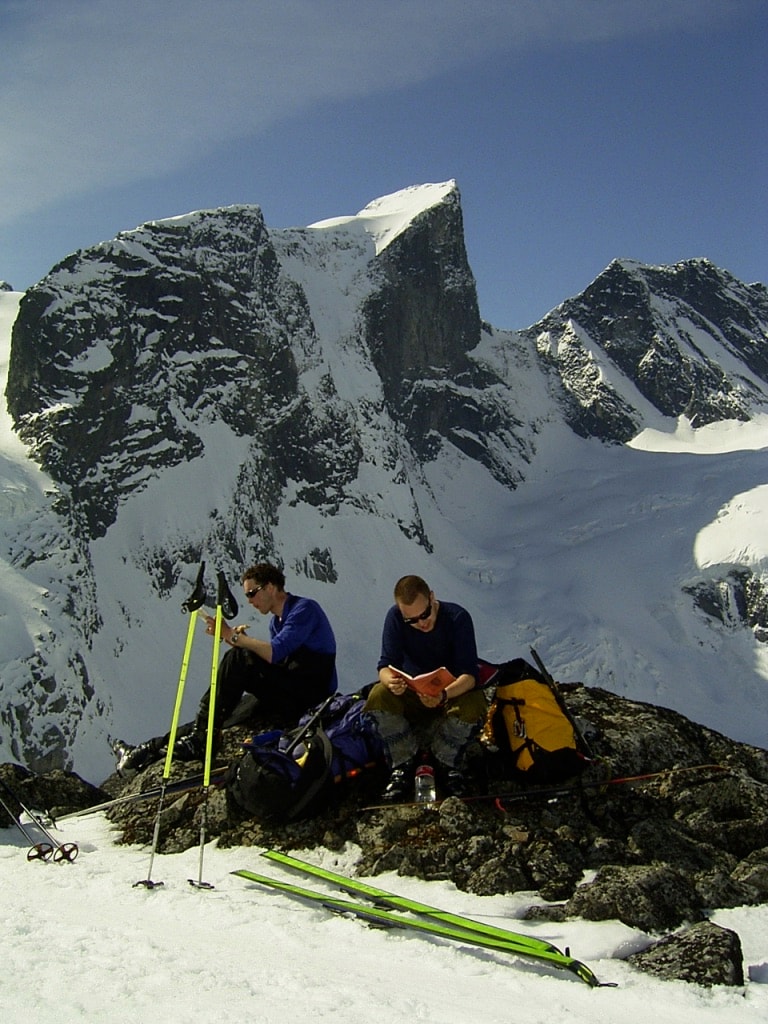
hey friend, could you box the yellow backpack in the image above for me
[482,655,588,784]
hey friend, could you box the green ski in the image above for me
[232,867,603,987]
[261,849,559,955]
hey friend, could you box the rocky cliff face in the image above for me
[529,257,768,441]
[8,205,327,539]
[2,181,767,774]
[6,186,510,543]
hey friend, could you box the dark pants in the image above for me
[133,646,336,764]
[195,645,336,733]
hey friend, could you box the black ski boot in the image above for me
[112,739,163,777]
[381,760,415,803]
[172,731,206,762]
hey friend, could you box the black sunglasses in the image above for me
[244,584,266,599]
[402,600,432,626]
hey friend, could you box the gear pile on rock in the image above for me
[2,684,767,987]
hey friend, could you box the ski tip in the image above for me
[568,959,605,988]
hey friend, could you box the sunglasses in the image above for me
[244,584,266,599]
[402,600,432,626]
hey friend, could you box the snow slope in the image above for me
[1,814,766,1024]
[2,240,768,1023]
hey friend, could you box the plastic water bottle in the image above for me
[414,762,436,804]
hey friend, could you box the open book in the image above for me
[388,665,455,698]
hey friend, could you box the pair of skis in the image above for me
[58,759,725,824]
[233,850,609,988]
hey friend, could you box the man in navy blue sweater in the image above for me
[365,574,487,801]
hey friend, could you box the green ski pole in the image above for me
[135,562,207,889]
[190,569,238,890]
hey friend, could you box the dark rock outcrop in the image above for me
[0,761,108,826]
[626,920,745,987]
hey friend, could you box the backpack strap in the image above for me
[285,728,334,821]
[530,647,595,761]
[491,694,537,769]
[492,694,527,734]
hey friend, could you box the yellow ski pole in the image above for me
[134,561,207,889]
[190,570,238,890]
[162,613,199,778]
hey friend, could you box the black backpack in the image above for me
[227,690,384,821]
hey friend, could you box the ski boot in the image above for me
[112,738,162,777]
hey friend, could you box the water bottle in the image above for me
[414,762,436,804]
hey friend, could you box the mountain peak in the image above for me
[309,180,459,254]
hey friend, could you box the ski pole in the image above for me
[0,787,53,861]
[164,560,208,770]
[0,776,78,862]
[135,561,208,890]
[190,570,238,890]
[283,693,336,757]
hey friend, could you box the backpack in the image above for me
[226,689,384,821]
[481,653,589,785]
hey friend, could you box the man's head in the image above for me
[242,563,285,590]
[394,574,437,632]
[241,563,286,615]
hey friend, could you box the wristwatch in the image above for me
[230,631,240,644]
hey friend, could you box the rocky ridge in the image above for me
[529,257,768,440]
[3,682,765,986]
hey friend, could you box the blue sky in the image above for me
[0,0,765,328]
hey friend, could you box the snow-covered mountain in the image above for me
[1,181,767,782]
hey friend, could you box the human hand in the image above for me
[201,615,241,644]
[381,667,407,695]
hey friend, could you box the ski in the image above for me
[56,766,230,821]
[232,867,603,987]
[361,762,728,811]
[360,786,576,812]
[261,849,559,954]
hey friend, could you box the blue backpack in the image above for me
[226,689,384,821]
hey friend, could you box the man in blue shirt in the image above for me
[114,563,337,772]
[202,562,338,729]
[365,574,487,801]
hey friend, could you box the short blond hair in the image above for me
[393,575,430,605]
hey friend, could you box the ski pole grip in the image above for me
[182,561,207,614]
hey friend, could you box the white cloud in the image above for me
[0,0,753,224]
